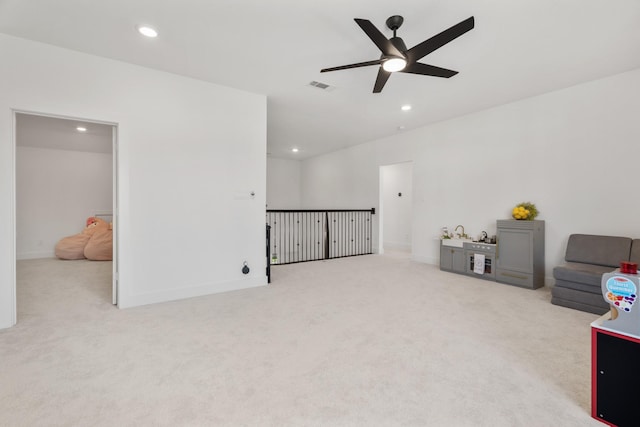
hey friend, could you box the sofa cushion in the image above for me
[553,262,615,289]
[554,279,602,294]
[630,239,640,265]
[551,286,610,313]
[551,295,609,315]
[564,234,631,267]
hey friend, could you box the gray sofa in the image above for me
[551,234,640,314]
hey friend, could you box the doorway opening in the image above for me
[13,111,118,322]
[379,162,413,257]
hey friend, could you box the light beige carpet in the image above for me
[1,255,602,426]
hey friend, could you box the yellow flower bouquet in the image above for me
[512,202,539,220]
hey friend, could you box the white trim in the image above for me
[11,109,118,127]
[11,109,119,327]
[119,277,268,309]
[10,110,17,327]
[112,125,118,305]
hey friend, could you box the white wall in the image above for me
[301,134,416,253]
[16,146,113,259]
[0,34,267,329]
[381,162,413,251]
[266,157,301,209]
[301,68,640,283]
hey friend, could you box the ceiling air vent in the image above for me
[308,81,332,90]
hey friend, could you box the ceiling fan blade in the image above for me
[354,18,404,58]
[321,59,382,73]
[406,16,474,63]
[401,62,458,78]
[373,67,391,93]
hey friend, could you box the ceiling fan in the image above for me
[320,15,475,93]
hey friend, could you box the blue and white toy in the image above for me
[602,269,640,336]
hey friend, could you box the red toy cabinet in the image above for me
[591,315,640,427]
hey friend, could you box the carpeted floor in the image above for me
[1,255,602,426]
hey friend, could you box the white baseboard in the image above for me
[17,250,55,260]
[119,276,268,309]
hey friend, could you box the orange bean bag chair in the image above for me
[55,217,113,261]
[84,222,113,261]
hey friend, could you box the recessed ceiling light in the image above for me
[291,148,299,153]
[137,26,158,38]
[76,127,87,132]
[401,105,412,111]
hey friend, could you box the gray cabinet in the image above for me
[440,245,465,273]
[496,220,545,289]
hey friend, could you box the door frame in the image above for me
[11,109,120,317]
[378,161,414,255]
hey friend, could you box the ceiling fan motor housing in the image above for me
[387,16,407,64]
[390,37,407,53]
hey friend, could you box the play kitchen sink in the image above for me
[440,224,473,248]
[441,238,472,248]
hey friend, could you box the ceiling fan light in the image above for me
[383,57,407,72]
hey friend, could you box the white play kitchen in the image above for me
[440,219,545,289]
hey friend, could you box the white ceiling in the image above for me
[16,113,113,154]
[2,0,640,159]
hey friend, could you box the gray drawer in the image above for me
[496,269,534,289]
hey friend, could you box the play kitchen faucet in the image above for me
[454,224,467,239]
